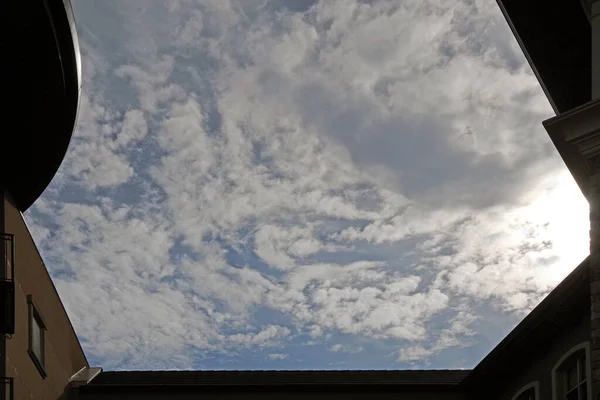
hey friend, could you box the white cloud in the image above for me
[329,344,343,352]
[268,353,289,360]
[228,325,291,347]
[398,346,437,362]
[116,109,148,147]
[26,0,590,369]
[398,309,478,362]
[329,344,363,354]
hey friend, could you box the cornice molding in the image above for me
[543,98,600,198]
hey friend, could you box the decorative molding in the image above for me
[569,130,600,174]
[543,98,600,198]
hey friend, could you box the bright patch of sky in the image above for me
[26,0,589,370]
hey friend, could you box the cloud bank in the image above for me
[26,0,588,370]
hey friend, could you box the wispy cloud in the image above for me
[268,353,289,360]
[26,0,588,370]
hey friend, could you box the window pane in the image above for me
[31,318,40,352]
[581,382,588,400]
[566,389,579,400]
[30,314,43,365]
[567,366,578,390]
[580,355,587,383]
[516,388,535,400]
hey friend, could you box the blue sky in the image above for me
[26,0,589,371]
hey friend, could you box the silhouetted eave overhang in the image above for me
[4,0,81,211]
[80,370,471,393]
[543,98,600,200]
[496,0,590,115]
[79,382,467,394]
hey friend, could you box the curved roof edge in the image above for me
[4,0,81,211]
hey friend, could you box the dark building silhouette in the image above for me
[2,0,598,399]
[2,1,92,400]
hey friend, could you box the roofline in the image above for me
[44,0,81,128]
[18,199,89,368]
[80,382,465,394]
[462,256,589,384]
[62,0,82,95]
[84,369,471,389]
[97,369,470,373]
[495,0,559,115]
[12,0,82,211]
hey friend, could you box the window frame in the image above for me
[27,295,47,378]
[552,341,591,400]
[511,381,539,400]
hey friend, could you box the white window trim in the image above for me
[551,341,591,400]
[511,381,540,400]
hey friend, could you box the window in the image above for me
[562,352,587,400]
[553,342,591,400]
[27,295,46,378]
[515,388,536,400]
[512,382,539,400]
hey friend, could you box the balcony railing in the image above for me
[2,377,14,400]
[1,234,15,335]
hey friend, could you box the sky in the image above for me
[26,0,590,371]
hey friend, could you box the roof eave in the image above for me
[543,98,600,200]
[80,382,465,394]
[495,0,591,114]
[495,0,559,115]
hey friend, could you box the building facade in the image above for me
[3,0,600,399]
[2,191,92,400]
[2,1,96,399]
[496,0,600,399]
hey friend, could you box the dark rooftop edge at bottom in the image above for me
[84,369,471,389]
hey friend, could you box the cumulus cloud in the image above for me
[25,0,589,370]
[229,325,291,347]
[398,309,478,362]
[330,344,343,352]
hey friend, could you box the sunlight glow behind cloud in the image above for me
[24,0,589,370]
